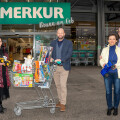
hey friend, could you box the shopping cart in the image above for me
[11,62,56,116]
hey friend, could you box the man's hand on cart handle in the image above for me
[50,58,61,63]
[55,59,61,63]
[0,63,5,66]
[50,58,62,65]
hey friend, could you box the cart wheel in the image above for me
[14,107,17,113]
[43,101,49,107]
[50,107,55,114]
[14,106,22,116]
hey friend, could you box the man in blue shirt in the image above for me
[50,28,73,112]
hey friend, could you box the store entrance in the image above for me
[2,32,57,63]
[3,35,33,63]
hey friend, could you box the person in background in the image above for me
[100,33,120,116]
[117,27,120,47]
[0,38,10,114]
[50,28,73,112]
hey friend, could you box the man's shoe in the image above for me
[60,104,65,112]
[107,109,112,116]
[113,108,118,116]
[56,102,61,108]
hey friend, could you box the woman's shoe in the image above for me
[0,105,4,114]
[113,108,118,116]
[111,107,114,111]
[1,105,7,112]
[107,109,112,116]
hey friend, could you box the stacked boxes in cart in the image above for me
[34,46,53,88]
[12,46,53,88]
[12,59,33,87]
[34,62,51,88]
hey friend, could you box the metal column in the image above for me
[33,24,36,59]
[0,25,2,32]
[97,0,105,66]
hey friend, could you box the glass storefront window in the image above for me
[76,25,96,50]
[105,1,120,45]
[67,22,96,51]
[70,12,96,51]
[105,21,120,45]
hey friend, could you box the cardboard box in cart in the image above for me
[13,73,33,87]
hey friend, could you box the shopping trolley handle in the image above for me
[50,60,62,65]
[49,60,62,72]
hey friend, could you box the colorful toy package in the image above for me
[42,64,51,80]
[34,61,40,83]
[12,60,21,72]
[34,61,51,84]
[38,46,53,64]
[39,64,45,82]
[12,55,33,74]
[13,73,33,87]
[13,73,20,87]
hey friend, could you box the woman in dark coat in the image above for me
[0,38,10,113]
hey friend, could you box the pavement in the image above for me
[0,66,120,120]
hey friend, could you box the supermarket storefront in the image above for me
[0,2,71,61]
[1,1,120,66]
[0,2,97,66]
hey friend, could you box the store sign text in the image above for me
[0,2,70,24]
[0,7,64,19]
[39,17,74,28]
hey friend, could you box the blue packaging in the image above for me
[100,61,113,76]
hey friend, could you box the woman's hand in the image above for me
[0,63,5,66]
[103,63,106,68]
[111,65,116,70]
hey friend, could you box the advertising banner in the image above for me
[0,2,71,24]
